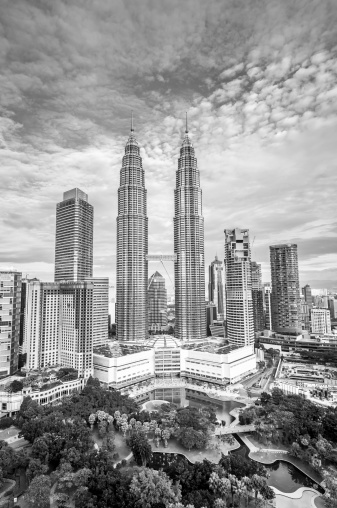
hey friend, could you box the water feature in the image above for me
[232,435,324,494]
[147,386,244,425]
[144,388,324,496]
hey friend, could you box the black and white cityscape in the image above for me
[0,1,336,507]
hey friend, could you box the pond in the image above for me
[232,435,324,494]
[148,386,244,426]
[149,449,324,495]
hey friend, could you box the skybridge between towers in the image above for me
[146,254,177,290]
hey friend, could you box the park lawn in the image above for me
[149,435,240,464]
[275,490,320,508]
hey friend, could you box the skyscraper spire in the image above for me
[185,111,188,134]
[131,110,134,132]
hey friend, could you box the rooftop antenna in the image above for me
[131,110,134,132]
[185,111,188,134]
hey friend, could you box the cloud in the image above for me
[0,0,336,293]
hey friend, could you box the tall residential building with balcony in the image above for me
[311,308,331,335]
[55,188,94,282]
[24,280,94,376]
[270,244,301,332]
[24,281,60,370]
[85,278,109,347]
[251,261,265,333]
[148,272,168,333]
[0,271,21,377]
[59,281,94,378]
[116,124,148,341]
[208,256,225,321]
[174,124,206,341]
[224,229,254,346]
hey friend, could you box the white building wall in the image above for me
[25,282,42,370]
[93,349,155,387]
[85,278,109,347]
[311,308,331,335]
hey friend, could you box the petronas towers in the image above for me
[116,124,148,341]
[116,119,205,342]
[174,126,206,341]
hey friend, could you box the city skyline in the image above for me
[1,1,337,291]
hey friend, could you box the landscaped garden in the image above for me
[3,379,337,507]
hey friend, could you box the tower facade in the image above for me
[59,281,93,378]
[25,281,60,370]
[0,271,21,377]
[270,244,301,332]
[208,256,225,321]
[310,308,331,335]
[264,283,272,330]
[251,261,264,333]
[85,277,109,347]
[174,126,206,341]
[148,271,168,333]
[302,284,313,309]
[116,126,148,341]
[224,229,254,346]
[55,188,93,282]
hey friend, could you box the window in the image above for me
[2,403,7,411]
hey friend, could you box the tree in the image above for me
[162,429,171,447]
[130,468,181,508]
[260,392,272,406]
[26,474,51,508]
[31,436,49,463]
[323,475,337,508]
[128,431,152,466]
[9,380,23,393]
[208,472,231,499]
[176,427,208,451]
[271,388,284,405]
[0,417,13,429]
[26,458,48,483]
[86,376,101,388]
[251,475,267,507]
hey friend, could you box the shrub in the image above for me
[0,417,14,429]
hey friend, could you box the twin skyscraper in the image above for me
[116,120,206,342]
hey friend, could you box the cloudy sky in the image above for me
[1,0,337,295]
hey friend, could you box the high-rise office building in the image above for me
[302,284,313,309]
[263,283,272,330]
[55,188,94,282]
[208,256,225,321]
[0,271,21,377]
[251,261,264,333]
[59,281,93,378]
[310,308,331,335]
[270,244,301,332]
[86,278,109,347]
[25,281,60,370]
[116,124,148,341]
[148,271,168,333]
[328,298,337,320]
[224,229,254,346]
[174,123,206,341]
